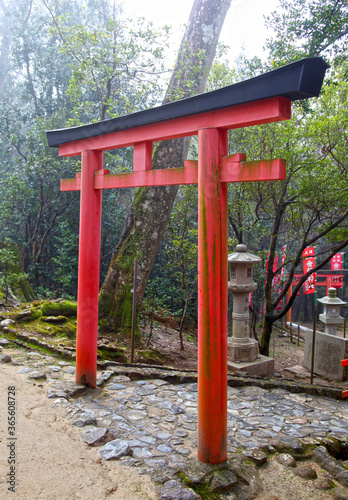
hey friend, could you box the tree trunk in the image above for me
[260,310,274,357]
[99,0,232,333]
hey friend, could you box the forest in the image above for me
[0,0,347,356]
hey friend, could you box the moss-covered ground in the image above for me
[0,300,179,365]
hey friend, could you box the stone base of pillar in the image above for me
[227,354,275,377]
[228,338,259,363]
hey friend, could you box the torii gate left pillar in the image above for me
[75,149,103,387]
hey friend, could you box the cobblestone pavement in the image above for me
[2,344,348,498]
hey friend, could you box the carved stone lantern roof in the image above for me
[228,244,261,265]
[318,287,347,306]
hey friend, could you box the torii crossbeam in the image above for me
[47,57,328,464]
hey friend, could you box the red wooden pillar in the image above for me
[75,150,103,387]
[197,128,228,463]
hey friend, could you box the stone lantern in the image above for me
[303,287,348,380]
[228,244,261,363]
[318,287,347,336]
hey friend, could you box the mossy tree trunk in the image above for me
[99,0,232,333]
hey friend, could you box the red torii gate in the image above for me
[47,57,328,464]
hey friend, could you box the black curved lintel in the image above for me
[47,57,329,148]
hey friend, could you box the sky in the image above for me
[122,0,280,63]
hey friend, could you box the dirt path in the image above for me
[0,362,157,500]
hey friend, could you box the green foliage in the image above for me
[265,0,348,66]
[206,43,239,91]
[46,0,170,120]
[0,241,28,302]
[0,112,79,290]
[51,221,78,296]
[0,0,171,301]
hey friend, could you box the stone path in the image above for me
[2,343,348,498]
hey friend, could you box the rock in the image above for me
[48,365,62,372]
[312,446,348,488]
[335,470,348,489]
[143,458,168,471]
[149,465,173,484]
[47,389,68,399]
[126,409,147,421]
[259,444,276,454]
[242,448,268,466]
[18,367,33,374]
[272,434,304,455]
[209,469,238,493]
[225,456,263,499]
[81,427,115,446]
[314,477,334,490]
[41,315,68,324]
[132,447,154,459]
[64,366,76,375]
[157,432,172,440]
[73,414,98,427]
[161,401,186,414]
[0,319,15,328]
[334,487,348,499]
[319,437,340,457]
[292,464,317,479]
[0,338,10,346]
[157,444,173,453]
[16,309,35,321]
[99,439,132,460]
[276,453,296,468]
[175,429,189,438]
[0,353,12,363]
[59,382,86,398]
[107,383,127,390]
[127,439,148,447]
[96,371,114,387]
[28,371,47,380]
[159,480,200,500]
[178,448,191,455]
[139,435,156,446]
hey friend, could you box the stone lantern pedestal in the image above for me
[227,244,274,377]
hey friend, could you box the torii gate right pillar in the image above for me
[198,128,228,463]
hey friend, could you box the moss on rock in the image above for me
[40,300,77,317]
